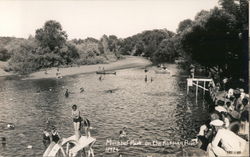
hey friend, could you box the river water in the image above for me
[0,64,209,157]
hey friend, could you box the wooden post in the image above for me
[196,80,198,104]
[203,81,206,96]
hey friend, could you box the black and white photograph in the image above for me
[0,0,249,156]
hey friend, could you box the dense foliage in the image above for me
[180,0,248,88]
[1,0,248,78]
[6,21,121,74]
[119,29,177,63]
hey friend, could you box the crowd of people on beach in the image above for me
[195,77,249,157]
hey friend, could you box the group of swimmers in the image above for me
[42,122,61,148]
[42,104,91,148]
[195,79,249,156]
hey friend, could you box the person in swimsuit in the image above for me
[51,126,60,143]
[42,128,51,148]
[72,104,82,140]
[83,118,91,138]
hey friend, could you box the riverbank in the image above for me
[23,56,151,80]
[0,61,13,77]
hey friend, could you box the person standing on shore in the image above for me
[189,64,195,78]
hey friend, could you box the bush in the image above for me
[0,48,11,61]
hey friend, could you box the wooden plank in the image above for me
[192,83,209,91]
[196,81,198,103]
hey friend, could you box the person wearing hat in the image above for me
[207,119,249,157]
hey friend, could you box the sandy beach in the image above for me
[23,56,151,80]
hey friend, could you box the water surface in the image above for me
[0,65,209,157]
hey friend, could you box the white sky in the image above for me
[0,0,219,39]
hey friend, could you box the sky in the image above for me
[0,0,219,39]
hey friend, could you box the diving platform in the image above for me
[43,135,96,157]
[187,78,213,103]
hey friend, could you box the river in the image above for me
[0,64,210,157]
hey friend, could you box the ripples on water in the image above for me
[0,65,209,156]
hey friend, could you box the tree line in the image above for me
[0,0,248,81]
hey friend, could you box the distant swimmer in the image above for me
[65,89,69,97]
[119,127,127,138]
[80,88,85,93]
[151,77,153,82]
[7,123,15,130]
[99,75,102,81]
[1,137,6,147]
[144,68,148,73]
[145,75,147,82]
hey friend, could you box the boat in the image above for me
[96,71,116,75]
[155,69,170,74]
[43,135,96,157]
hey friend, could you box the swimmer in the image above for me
[7,123,15,130]
[145,75,147,82]
[99,75,102,81]
[119,127,127,138]
[80,88,85,93]
[1,137,6,147]
[65,89,69,97]
[51,126,60,143]
[151,77,153,82]
[42,128,51,148]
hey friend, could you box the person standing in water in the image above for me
[72,104,82,140]
[65,89,69,98]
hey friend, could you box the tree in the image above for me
[177,19,193,33]
[181,7,241,77]
[35,20,68,51]
[152,38,177,63]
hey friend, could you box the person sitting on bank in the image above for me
[51,126,60,143]
[238,110,249,141]
[207,119,249,157]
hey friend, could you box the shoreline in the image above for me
[23,56,152,80]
